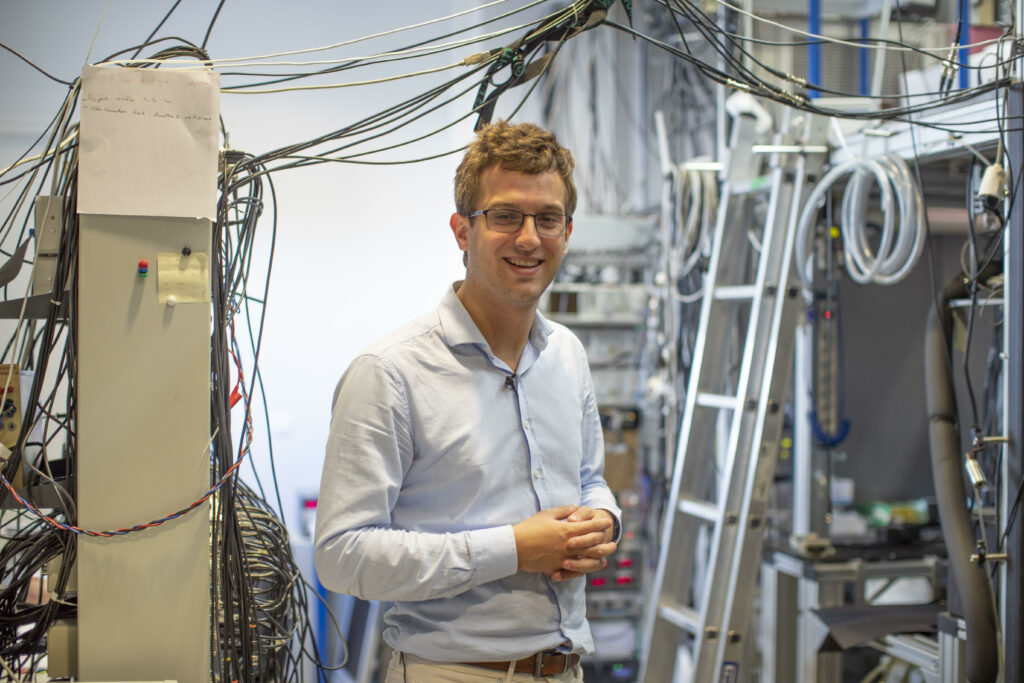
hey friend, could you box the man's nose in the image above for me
[515,215,542,247]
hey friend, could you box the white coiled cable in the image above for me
[796,154,926,288]
[675,164,716,280]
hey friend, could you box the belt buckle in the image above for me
[533,651,570,678]
[533,651,545,678]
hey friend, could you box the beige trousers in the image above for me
[385,651,585,683]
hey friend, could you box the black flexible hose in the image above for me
[924,270,999,683]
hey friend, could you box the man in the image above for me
[314,121,620,682]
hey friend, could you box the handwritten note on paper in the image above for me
[157,252,210,304]
[78,65,220,220]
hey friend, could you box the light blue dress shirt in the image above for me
[314,284,621,662]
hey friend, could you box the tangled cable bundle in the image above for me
[796,154,926,288]
[673,163,716,281]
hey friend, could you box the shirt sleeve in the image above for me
[576,344,622,531]
[313,354,519,602]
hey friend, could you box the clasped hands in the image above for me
[512,504,618,582]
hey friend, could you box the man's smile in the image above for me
[505,256,542,268]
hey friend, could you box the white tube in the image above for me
[795,154,925,289]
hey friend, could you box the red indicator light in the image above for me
[617,558,634,568]
[592,578,607,587]
[616,575,633,585]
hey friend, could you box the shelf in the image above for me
[830,91,1003,165]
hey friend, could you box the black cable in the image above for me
[603,14,1019,129]
[246,3,588,170]
[223,62,493,185]
[0,106,68,192]
[658,0,1016,100]
[218,0,558,91]
[242,173,288,520]
[210,150,346,679]
[992,76,1018,233]
[97,36,202,64]
[880,10,950,407]
[962,157,984,432]
[0,148,78,673]
[201,0,227,50]
[251,16,576,173]
[130,0,185,60]
[0,41,73,86]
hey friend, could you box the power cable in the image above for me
[0,42,73,86]
[130,0,185,60]
[201,0,227,50]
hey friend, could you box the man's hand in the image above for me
[549,507,618,582]
[512,505,618,581]
[513,505,614,576]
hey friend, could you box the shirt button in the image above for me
[524,420,530,429]
[533,469,542,479]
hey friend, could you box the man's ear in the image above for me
[450,212,470,253]
[562,218,573,255]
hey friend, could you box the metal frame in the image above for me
[642,112,826,682]
[761,551,945,683]
[1003,81,1023,683]
[782,81,1017,683]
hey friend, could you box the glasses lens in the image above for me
[479,209,566,235]
[486,209,523,231]
[535,214,566,235]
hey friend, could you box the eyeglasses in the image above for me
[467,208,571,237]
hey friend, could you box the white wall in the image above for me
[0,1,548,530]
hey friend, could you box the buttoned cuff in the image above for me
[468,525,519,584]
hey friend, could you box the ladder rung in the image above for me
[695,392,740,410]
[658,601,702,633]
[678,496,719,522]
[713,285,757,301]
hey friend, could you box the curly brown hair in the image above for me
[453,121,576,217]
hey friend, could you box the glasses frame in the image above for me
[467,208,572,237]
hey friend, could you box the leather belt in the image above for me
[467,651,580,677]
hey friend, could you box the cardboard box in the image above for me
[603,428,638,491]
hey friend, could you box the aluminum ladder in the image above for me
[641,111,827,683]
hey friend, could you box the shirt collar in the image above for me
[438,282,554,353]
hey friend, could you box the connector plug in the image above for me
[978,163,1005,210]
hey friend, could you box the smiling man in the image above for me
[314,121,620,682]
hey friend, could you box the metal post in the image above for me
[797,576,842,683]
[958,0,970,90]
[808,0,822,98]
[871,0,894,99]
[716,4,729,166]
[1004,81,1023,683]
[793,322,814,537]
[859,18,870,96]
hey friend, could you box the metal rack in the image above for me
[542,214,660,680]
[774,86,1019,682]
